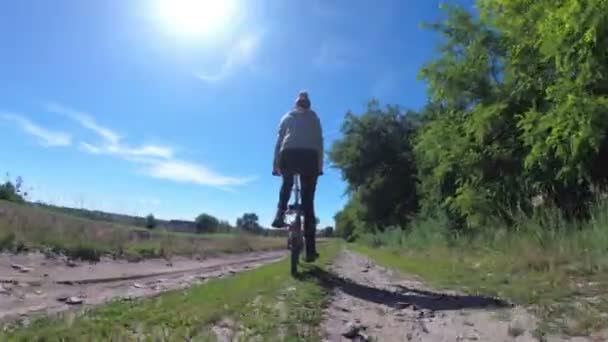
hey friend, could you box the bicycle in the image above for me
[273,170,321,275]
[285,174,304,275]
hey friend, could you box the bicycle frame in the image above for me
[287,175,303,236]
[287,174,304,274]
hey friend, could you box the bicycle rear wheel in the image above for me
[290,219,303,276]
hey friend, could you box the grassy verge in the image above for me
[1,242,342,341]
[0,200,284,261]
[352,208,608,337]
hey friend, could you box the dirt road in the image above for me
[0,250,285,321]
[320,250,606,342]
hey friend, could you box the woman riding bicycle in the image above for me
[272,91,323,262]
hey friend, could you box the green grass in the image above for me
[1,243,342,341]
[353,204,608,337]
[0,200,285,261]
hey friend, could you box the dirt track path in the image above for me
[320,250,604,342]
[0,250,285,322]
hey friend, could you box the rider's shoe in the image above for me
[304,239,319,262]
[304,251,320,262]
[271,209,286,228]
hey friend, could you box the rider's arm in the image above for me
[273,115,288,171]
[314,114,324,174]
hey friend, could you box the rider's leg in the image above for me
[272,173,293,228]
[301,172,319,261]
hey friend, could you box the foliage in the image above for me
[236,213,262,233]
[329,100,419,234]
[145,214,156,229]
[331,0,608,233]
[0,175,27,203]
[319,226,334,237]
[195,213,220,233]
[415,0,608,228]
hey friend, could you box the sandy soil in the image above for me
[0,250,285,322]
[320,250,606,342]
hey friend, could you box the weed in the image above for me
[0,231,15,251]
[0,200,285,261]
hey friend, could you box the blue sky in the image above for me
[0,0,469,227]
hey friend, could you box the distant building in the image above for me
[165,219,197,233]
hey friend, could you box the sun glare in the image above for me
[157,0,237,37]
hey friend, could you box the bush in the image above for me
[145,214,157,229]
[63,245,103,262]
[195,213,220,233]
[0,232,16,251]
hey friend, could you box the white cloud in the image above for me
[196,32,263,82]
[52,103,253,189]
[49,103,173,160]
[2,113,72,147]
[47,103,120,144]
[144,159,253,187]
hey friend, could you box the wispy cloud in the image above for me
[196,32,263,82]
[49,103,252,189]
[1,112,72,147]
[47,103,120,145]
[143,159,254,187]
[49,103,173,160]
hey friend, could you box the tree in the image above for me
[236,213,261,233]
[329,0,608,237]
[414,0,608,229]
[216,220,234,233]
[145,214,156,229]
[329,101,419,233]
[0,175,26,203]
[195,213,220,233]
[320,226,334,237]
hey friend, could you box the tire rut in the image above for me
[0,251,285,323]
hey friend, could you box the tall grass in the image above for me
[361,199,608,272]
[0,200,285,261]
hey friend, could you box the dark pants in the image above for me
[277,149,319,241]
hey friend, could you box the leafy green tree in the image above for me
[145,214,156,229]
[415,4,526,230]
[330,100,419,232]
[329,0,608,237]
[195,213,220,233]
[0,175,26,203]
[236,213,261,233]
[320,226,334,237]
[480,0,608,218]
[414,0,608,229]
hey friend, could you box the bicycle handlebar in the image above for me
[272,171,323,176]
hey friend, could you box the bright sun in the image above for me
[157,0,237,37]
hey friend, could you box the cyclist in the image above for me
[272,91,323,262]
